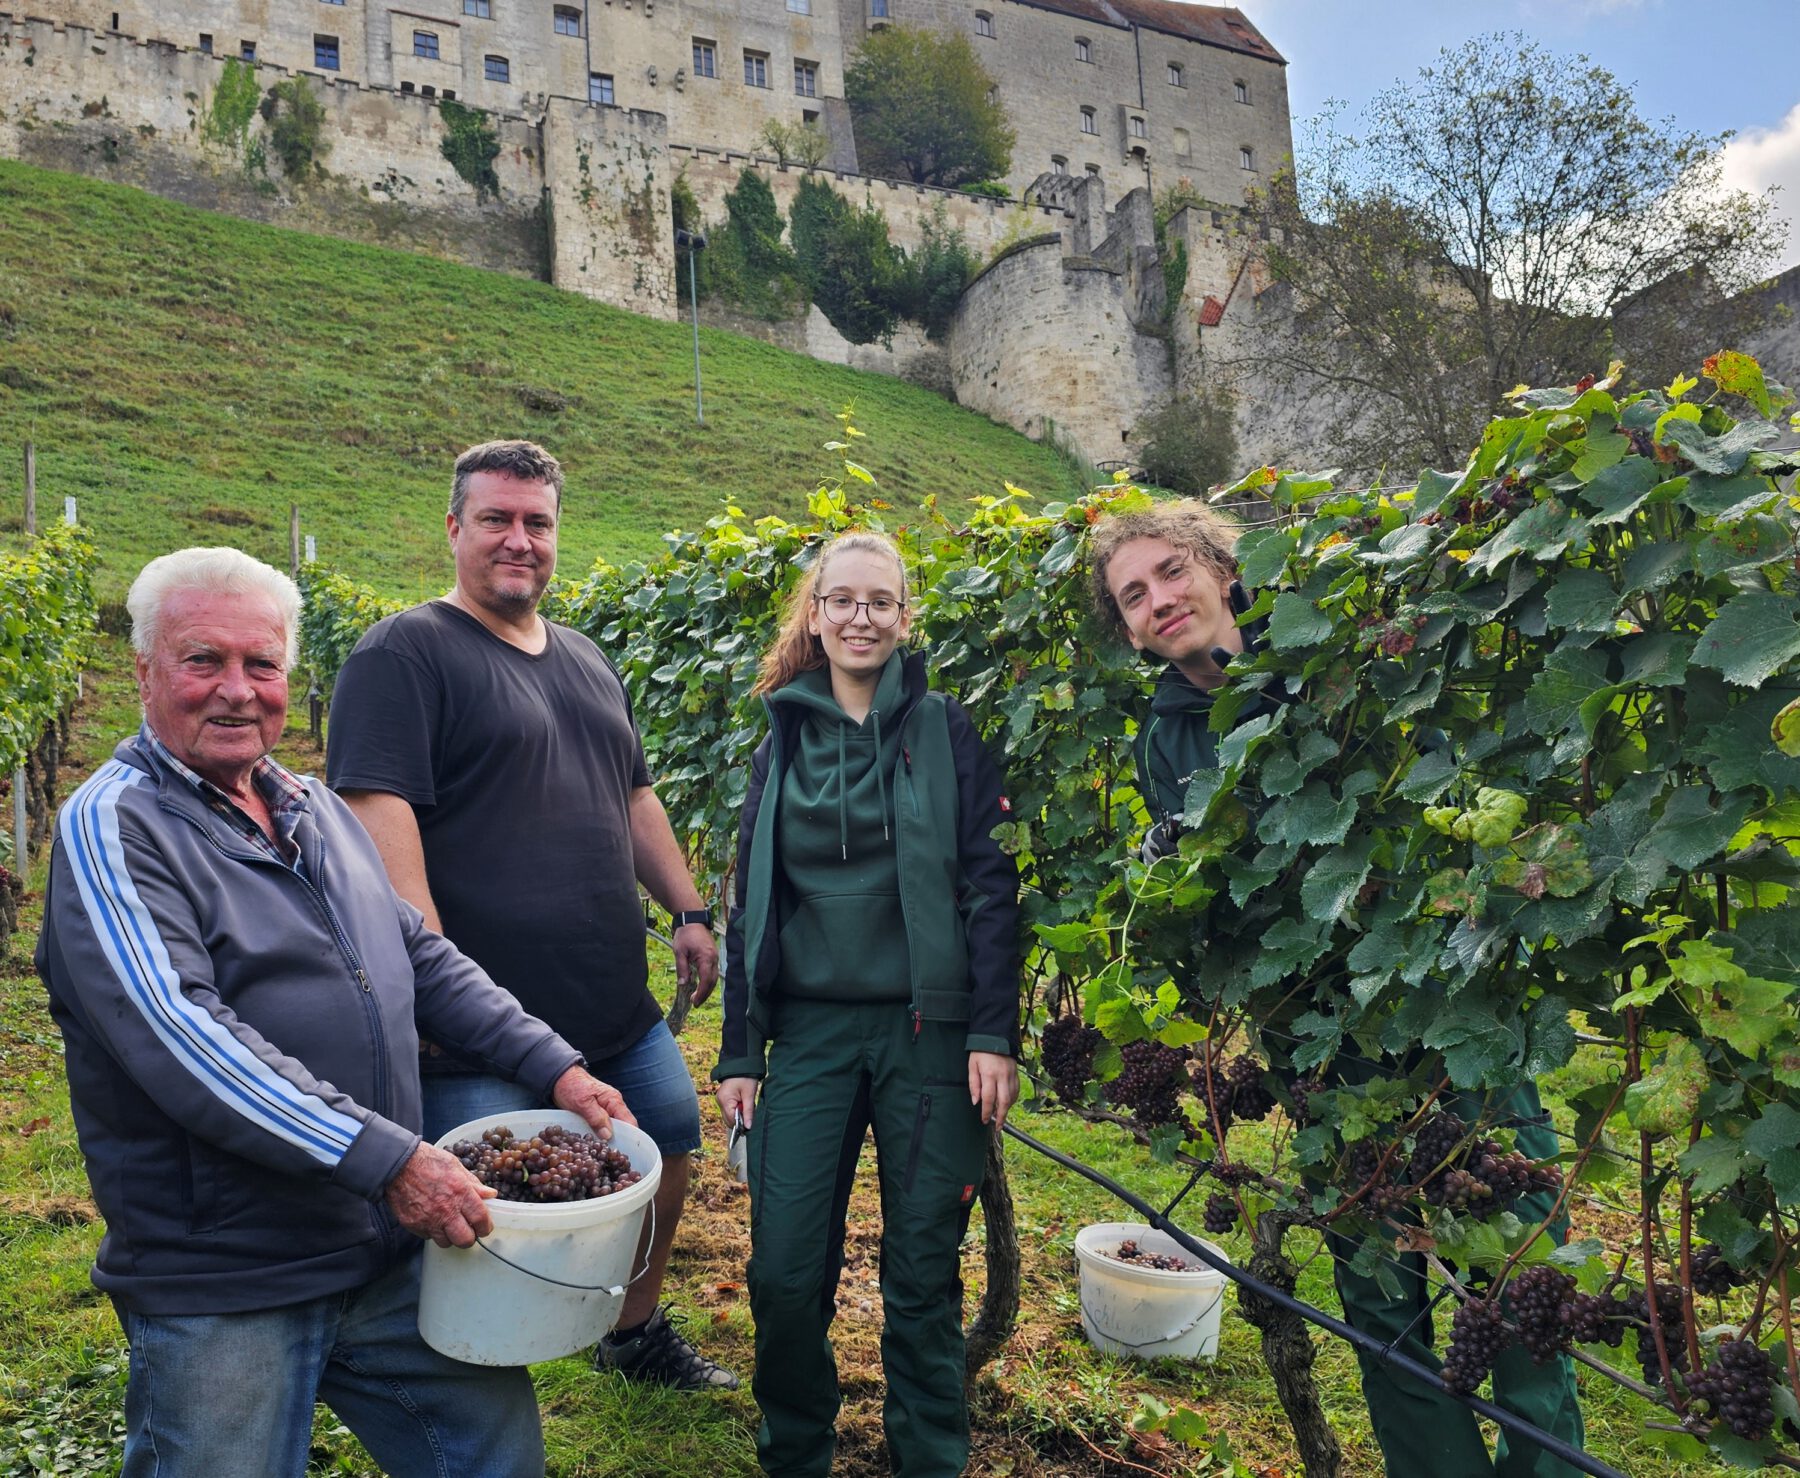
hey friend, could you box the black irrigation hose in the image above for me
[1002,1122,1628,1478]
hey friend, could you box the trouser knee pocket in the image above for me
[899,1079,987,1212]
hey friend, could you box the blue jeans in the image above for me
[422,1021,702,1156]
[119,1251,543,1478]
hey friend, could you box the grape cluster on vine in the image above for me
[1039,1014,1102,1104]
[1623,1284,1691,1383]
[1106,1039,1191,1127]
[1203,1193,1237,1235]
[1106,1238,1194,1272]
[1289,1074,1327,1125]
[1506,1266,1576,1364]
[1345,1141,1406,1219]
[1568,1291,1628,1348]
[1209,1159,1260,1188]
[1690,1245,1756,1299]
[447,1123,640,1203]
[1443,1296,1512,1394]
[1225,1056,1277,1122]
[1408,1111,1561,1214]
[1685,1338,1776,1442]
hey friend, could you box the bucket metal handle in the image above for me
[469,1198,657,1296]
[1087,1280,1226,1353]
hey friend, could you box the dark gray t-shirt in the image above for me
[326,601,660,1066]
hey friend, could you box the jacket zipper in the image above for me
[164,804,390,1118]
[903,1092,932,1194]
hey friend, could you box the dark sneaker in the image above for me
[594,1306,739,1391]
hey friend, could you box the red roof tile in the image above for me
[1197,294,1225,327]
[1106,0,1283,61]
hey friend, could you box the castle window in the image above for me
[444,88,456,99]
[554,6,581,36]
[743,50,769,88]
[413,30,439,59]
[1172,126,1190,155]
[199,33,212,52]
[1234,79,1249,104]
[401,80,416,93]
[314,35,340,70]
[321,0,344,6]
[1085,163,1100,176]
[795,59,818,97]
[1167,62,1183,87]
[1130,115,1146,139]
[1079,107,1096,135]
[1075,37,1090,63]
[421,84,436,97]
[240,40,257,61]
[1239,146,1255,170]
[974,11,994,37]
[464,0,492,16]
[803,108,819,124]
[485,54,510,82]
[589,72,614,105]
[870,0,889,14]
[693,39,717,78]
[1051,155,1068,174]
[787,0,812,12]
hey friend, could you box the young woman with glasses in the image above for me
[713,530,1021,1477]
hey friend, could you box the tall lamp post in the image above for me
[675,227,707,425]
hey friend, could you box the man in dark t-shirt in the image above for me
[326,440,736,1392]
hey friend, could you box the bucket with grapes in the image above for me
[1073,1222,1229,1360]
[417,1110,663,1366]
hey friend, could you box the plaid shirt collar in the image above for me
[141,723,310,864]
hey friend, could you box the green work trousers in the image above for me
[1328,1081,1586,1477]
[745,999,990,1478]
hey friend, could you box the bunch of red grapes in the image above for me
[448,1123,641,1204]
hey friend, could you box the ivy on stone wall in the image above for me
[261,79,330,181]
[439,100,501,201]
[199,58,260,167]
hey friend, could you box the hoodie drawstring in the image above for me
[836,723,848,860]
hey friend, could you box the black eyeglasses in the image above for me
[814,593,905,628]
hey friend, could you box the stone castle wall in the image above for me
[0,12,674,316]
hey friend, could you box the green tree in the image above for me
[259,78,330,180]
[1131,389,1238,493]
[844,26,1014,188]
[1254,33,1784,472]
[896,203,977,341]
[789,177,905,345]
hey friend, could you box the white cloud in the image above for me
[1721,102,1800,277]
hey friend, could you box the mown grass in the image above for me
[0,160,1085,599]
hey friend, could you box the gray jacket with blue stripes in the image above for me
[36,735,583,1316]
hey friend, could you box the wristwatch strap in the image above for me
[672,908,713,930]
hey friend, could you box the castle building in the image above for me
[53,0,1289,201]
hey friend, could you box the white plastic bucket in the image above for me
[1073,1222,1229,1361]
[417,1110,662,1367]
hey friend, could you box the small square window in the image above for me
[414,30,439,59]
[401,80,416,93]
[795,60,817,98]
[787,0,811,12]
[744,51,769,88]
[443,88,456,99]
[554,6,581,36]
[314,34,340,70]
[321,0,344,6]
[693,39,717,78]
[240,40,257,61]
[1239,146,1255,170]
[1075,38,1090,63]
[421,84,435,97]
[1079,107,1095,135]
[1130,115,1146,139]
[870,0,888,13]
[1167,62,1183,87]
[198,32,212,52]
[803,108,820,124]
[974,11,993,37]
[589,72,613,104]
[1234,79,1250,104]
[464,0,491,15]
[485,53,510,82]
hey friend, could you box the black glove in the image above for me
[1140,816,1182,864]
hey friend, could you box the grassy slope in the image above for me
[0,160,1083,599]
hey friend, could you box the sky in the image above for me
[1240,0,1800,276]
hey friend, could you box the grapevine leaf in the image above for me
[1094,995,1151,1045]
[1681,1135,1749,1197]
[1623,1038,1708,1136]
[1248,915,1333,990]
[1705,348,1776,417]
[1522,646,1614,738]
[1466,498,1580,574]
[1396,748,1457,802]
[1300,837,1376,920]
[1660,417,1775,476]
[1258,781,1358,848]
[1619,632,1692,689]
[1267,592,1333,650]
[1543,568,1618,632]
[1578,458,1663,524]
[1492,824,1591,899]
[1236,525,1300,588]
[1620,538,1693,596]
[1569,426,1628,482]
[1743,1104,1800,1204]
[1678,470,1782,520]
[1772,697,1800,757]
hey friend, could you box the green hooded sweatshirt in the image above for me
[764,656,912,1000]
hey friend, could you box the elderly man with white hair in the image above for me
[36,546,634,1478]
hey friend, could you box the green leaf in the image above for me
[1692,594,1800,687]
[1397,749,1457,802]
[1542,568,1618,632]
[1619,632,1692,689]
[1682,1135,1749,1197]
[1258,780,1358,848]
[1094,994,1151,1046]
[1522,646,1614,738]
[1774,697,1800,757]
[1678,470,1782,519]
[1578,459,1664,524]
[1623,1037,1708,1136]
[1467,499,1579,574]
[1569,428,1628,482]
[1236,525,1300,587]
[1695,515,1792,579]
[1661,417,1776,477]
[1300,836,1376,920]
[1266,592,1333,650]
[1744,1104,1800,1204]
[1621,538,1693,595]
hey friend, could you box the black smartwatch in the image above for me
[672,908,713,930]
